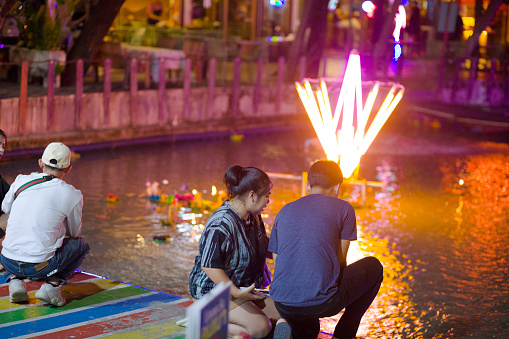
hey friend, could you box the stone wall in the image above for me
[0,84,306,152]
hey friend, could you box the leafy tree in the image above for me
[9,0,75,51]
[0,0,17,34]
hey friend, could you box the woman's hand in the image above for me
[232,283,265,300]
[202,267,265,300]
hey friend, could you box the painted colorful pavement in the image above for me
[0,271,191,338]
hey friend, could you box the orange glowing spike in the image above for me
[297,51,405,178]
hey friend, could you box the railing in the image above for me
[0,51,307,92]
[266,171,384,206]
[266,172,307,198]
[0,52,317,143]
[436,56,509,106]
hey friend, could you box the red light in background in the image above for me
[362,1,376,18]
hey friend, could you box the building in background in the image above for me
[114,0,301,40]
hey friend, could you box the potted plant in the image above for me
[8,0,75,87]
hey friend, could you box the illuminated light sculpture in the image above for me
[296,51,405,178]
[393,5,406,62]
[393,42,402,62]
[393,5,406,42]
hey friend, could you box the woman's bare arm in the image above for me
[202,267,264,300]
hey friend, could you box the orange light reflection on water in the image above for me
[438,154,509,336]
[320,229,425,338]
[131,153,509,337]
[320,160,425,337]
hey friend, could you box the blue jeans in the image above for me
[274,256,383,339]
[1,237,89,285]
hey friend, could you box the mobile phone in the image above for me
[253,288,270,298]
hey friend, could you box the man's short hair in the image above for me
[43,163,66,172]
[307,160,343,189]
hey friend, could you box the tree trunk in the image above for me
[286,0,329,81]
[475,0,484,26]
[61,0,125,86]
[0,0,18,33]
[371,0,402,79]
[461,0,503,58]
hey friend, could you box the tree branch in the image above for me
[61,0,125,85]
[461,0,503,58]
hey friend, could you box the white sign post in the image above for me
[186,282,231,339]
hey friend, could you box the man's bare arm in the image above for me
[0,213,8,231]
[337,239,350,268]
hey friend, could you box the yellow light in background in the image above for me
[297,51,405,178]
[462,16,475,40]
[479,30,488,47]
[211,185,217,196]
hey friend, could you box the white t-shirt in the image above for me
[1,172,83,263]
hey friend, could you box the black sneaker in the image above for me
[274,321,292,339]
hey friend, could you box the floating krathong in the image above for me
[296,51,405,178]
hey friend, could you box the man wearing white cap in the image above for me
[0,142,89,307]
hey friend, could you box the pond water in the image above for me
[1,126,508,338]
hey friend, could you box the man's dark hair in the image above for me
[307,160,343,189]
[43,163,67,172]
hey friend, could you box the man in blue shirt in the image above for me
[269,160,383,339]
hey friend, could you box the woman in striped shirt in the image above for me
[189,165,280,337]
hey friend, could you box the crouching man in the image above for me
[0,142,89,306]
[270,160,383,339]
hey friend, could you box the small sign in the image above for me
[186,282,231,339]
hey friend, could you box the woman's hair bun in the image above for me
[225,165,244,187]
[223,165,272,199]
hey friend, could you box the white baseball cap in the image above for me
[41,142,71,169]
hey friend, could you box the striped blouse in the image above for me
[189,200,269,299]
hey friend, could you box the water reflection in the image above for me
[322,153,509,338]
[0,130,508,337]
[437,154,509,338]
